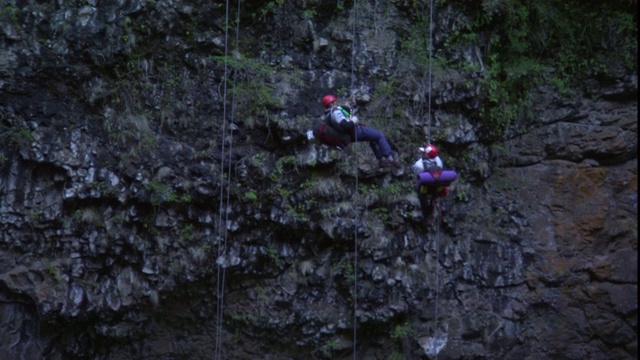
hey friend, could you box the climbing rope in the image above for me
[433,200,442,360]
[427,0,434,143]
[350,1,359,359]
[214,1,240,358]
[213,0,229,352]
[426,0,442,358]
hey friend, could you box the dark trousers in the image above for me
[418,186,436,219]
[417,184,447,220]
[354,126,392,159]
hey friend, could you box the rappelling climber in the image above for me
[411,144,455,223]
[314,94,402,168]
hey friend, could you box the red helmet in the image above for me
[423,144,438,158]
[322,94,337,107]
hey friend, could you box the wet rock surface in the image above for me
[0,1,637,359]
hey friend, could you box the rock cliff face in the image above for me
[0,1,637,359]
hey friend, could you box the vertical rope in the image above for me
[350,1,358,359]
[427,1,441,358]
[214,1,238,358]
[433,201,441,360]
[216,3,241,357]
[427,0,434,143]
[213,7,228,353]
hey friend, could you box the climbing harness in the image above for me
[214,1,241,359]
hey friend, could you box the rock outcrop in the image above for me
[1,1,636,359]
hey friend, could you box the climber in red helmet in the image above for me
[412,144,449,223]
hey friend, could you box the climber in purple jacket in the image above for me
[412,144,451,223]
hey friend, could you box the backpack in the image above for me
[311,114,351,149]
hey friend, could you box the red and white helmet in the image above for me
[322,94,337,107]
[420,144,439,158]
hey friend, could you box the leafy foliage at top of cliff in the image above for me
[392,0,637,141]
